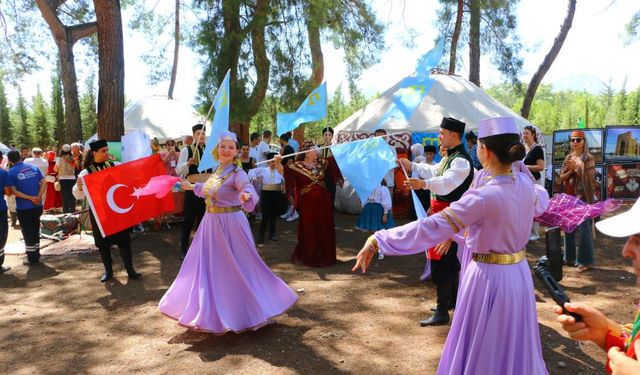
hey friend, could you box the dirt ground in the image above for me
[0,212,635,375]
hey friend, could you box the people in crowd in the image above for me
[558,130,597,273]
[176,124,211,260]
[286,131,299,152]
[411,143,426,164]
[43,150,62,212]
[256,130,272,166]
[54,144,78,214]
[73,140,142,282]
[183,134,194,147]
[556,198,640,374]
[239,143,256,173]
[159,131,297,334]
[275,141,341,267]
[522,125,545,241]
[19,147,30,161]
[70,142,84,177]
[355,116,550,374]
[319,127,339,205]
[249,132,260,162]
[250,152,286,246]
[399,117,473,326]
[8,150,45,267]
[25,148,48,179]
[465,131,481,170]
[160,139,179,177]
[0,151,12,273]
[356,180,395,242]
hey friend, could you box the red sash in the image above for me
[427,199,450,260]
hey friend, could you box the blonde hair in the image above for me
[211,140,239,161]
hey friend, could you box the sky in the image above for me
[7,0,640,111]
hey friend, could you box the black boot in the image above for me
[99,246,113,282]
[120,246,141,279]
[420,305,450,326]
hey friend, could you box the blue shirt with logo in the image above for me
[0,169,9,211]
[8,162,43,210]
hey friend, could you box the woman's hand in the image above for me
[180,179,194,191]
[381,213,388,224]
[435,240,452,256]
[352,241,376,274]
[608,341,640,374]
[240,192,251,203]
[554,302,612,350]
[404,178,426,190]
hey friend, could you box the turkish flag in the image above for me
[82,154,175,237]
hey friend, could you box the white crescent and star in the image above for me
[106,184,134,214]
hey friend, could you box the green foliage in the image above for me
[486,82,640,134]
[624,10,639,44]
[51,68,65,147]
[29,86,50,148]
[80,72,97,140]
[12,89,30,148]
[0,78,12,143]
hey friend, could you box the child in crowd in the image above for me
[356,180,395,259]
[249,153,285,246]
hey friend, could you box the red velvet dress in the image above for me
[285,158,341,267]
[44,160,62,210]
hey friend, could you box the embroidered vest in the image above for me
[433,143,474,203]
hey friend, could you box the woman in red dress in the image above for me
[275,141,341,267]
[44,150,62,211]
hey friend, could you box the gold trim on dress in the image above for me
[444,207,465,230]
[472,250,525,265]
[440,210,460,232]
[262,183,283,191]
[206,205,242,214]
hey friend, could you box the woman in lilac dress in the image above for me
[159,131,298,334]
[353,117,550,375]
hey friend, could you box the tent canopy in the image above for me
[335,72,535,135]
[124,96,204,141]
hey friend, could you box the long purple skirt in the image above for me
[437,260,548,374]
[159,211,298,334]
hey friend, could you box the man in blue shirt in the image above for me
[0,151,13,273]
[7,151,45,266]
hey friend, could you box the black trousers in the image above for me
[0,210,7,267]
[409,189,431,221]
[180,190,206,253]
[430,242,461,309]
[259,190,282,238]
[60,179,76,213]
[89,213,135,274]
[17,207,43,263]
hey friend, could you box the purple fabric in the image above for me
[193,165,258,212]
[159,166,297,334]
[478,116,519,138]
[535,194,622,233]
[374,172,549,374]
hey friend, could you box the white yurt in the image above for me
[124,95,204,141]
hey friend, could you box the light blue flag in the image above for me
[376,37,444,128]
[199,70,230,172]
[415,37,445,78]
[276,82,327,136]
[330,137,397,204]
[411,190,428,219]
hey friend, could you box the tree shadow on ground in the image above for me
[96,278,167,311]
[539,323,606,375]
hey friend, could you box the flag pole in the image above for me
[255,133,402,165]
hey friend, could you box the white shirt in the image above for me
[72,162,121,200]
[249,145,259,161]
[24,157,48,178]
[256,140,271,166]
[366,186,392,213]
[175,147,190,178]
[248,167,284,185]
[411,156,471,196]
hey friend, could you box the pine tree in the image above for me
[0,78,12,144]
[51,70,65,147]
[13,89,30,148]
[80,72,97,140]
[30,86,50,148]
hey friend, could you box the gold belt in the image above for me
[206,205,241,214]
[472,250,525,265]
[262,183,283,191]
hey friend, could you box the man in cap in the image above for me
[7,150,45,266]
[465,131,481,170]
[399,117,473,326]
[176,124,211,259]
[556,198,640,374]
[73,139,142,282]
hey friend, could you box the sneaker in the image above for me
[378,253,385,260]
[280,211,290,219]
[132,224,144,234]
[286,211,299,222]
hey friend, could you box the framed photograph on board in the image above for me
[552,128,603,165]
[553,164,603,202]
[603,125,640,163]
[605,162,640,201]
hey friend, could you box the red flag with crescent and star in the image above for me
[81,154,175,237]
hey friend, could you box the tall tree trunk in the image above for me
[468,0,481,86]
[94,0,125,141]
[448,0,464,74]
[520,0,576,119]
[168,0,180,99]
[293,16,324,145]
[34,0,96,143]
